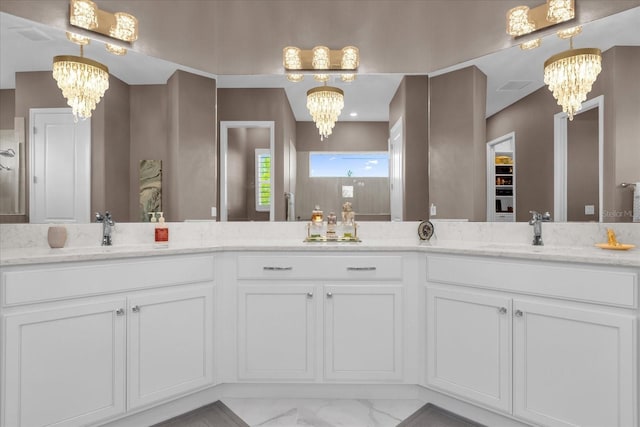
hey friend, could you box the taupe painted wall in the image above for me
[217,88,296,221]
[129,85,168,222]
[430,67,487,221]
[93,75,130,222]
[389,76,429,221]
[227,127,270,221]
[598,46,640,222]
[487,46,640,222]
[296,121,390,221]
[567,108,599,222]
[167,70,217,222]
[0,89,15,129]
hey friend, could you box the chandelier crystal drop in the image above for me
[52,50,109,120]
[543,47,601,120]
[306,85,344,140]
[546,0,575,23]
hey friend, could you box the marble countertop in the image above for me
[1,237,638,268]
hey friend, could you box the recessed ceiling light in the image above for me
[350,112,358,117]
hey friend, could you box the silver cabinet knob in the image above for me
[514,310,523,317]
[116,308,125,316]
[131,305,140,313]
[498,307,507,314]
[306,292,313,298]
[326,292,333,298]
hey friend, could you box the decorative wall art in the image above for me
[139,160,162,221]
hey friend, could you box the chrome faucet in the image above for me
[529,210,551,246]
[96,211,115,246]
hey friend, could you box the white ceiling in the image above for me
[1,7,638,121]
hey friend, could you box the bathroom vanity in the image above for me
[0,222,638,427]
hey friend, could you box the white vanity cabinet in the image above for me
[1,254,215,427]
[425,254,638,427]
[3,298,127,427]
[235,253,405,383]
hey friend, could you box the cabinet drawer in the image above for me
[2,255,215,306]
[427,255,637,308]
[237,255,403,281]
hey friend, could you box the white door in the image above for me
[237,284,316,380]
[4,300,126,427]
[513,299,635,427]
[389,118,403,222]
[128,285,214,409]
[30,108,91,223]
[426,287,512,412]
[324,284,403,381]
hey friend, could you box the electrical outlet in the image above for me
[211,207,217,217]
[430,203,437,216]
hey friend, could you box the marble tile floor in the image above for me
[220,398,426,427]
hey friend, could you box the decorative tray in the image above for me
[304,236,361,243]
[594,243,635,251]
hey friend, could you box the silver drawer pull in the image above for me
[514,310,523,317]
[326,292,333,298]
[132,305,140,313]
[498,307,507,314]
[116,308,125,316]
[306,292,314,298]
[263,266,293,271]
[346,266,377,271]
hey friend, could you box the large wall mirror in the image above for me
[1,6,638,224]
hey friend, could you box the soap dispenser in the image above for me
[155,212,169,246]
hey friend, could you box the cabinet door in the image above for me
[324,285,403,381]
[128,285,214,409]
[238,284,316,380]
[3,300,126,427]
[426,287,512,412]
[513,300,636,427]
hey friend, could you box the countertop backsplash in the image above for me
[1,220,638,251]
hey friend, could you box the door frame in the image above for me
[553,95,604,222]
[389,117,404,222]
[219,121,275,221]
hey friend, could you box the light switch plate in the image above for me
[585,205,595,215]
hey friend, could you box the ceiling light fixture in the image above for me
[110,12,138,42]
[306,84,344,140]
[506,0,575,37]
[283,45,360,83]
[53,44,109,120]
[543,35,601,120]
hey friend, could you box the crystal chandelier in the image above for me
[52,44,109,120]
[543,36,601,120]
[306,85,344,140]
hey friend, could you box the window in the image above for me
[309,152,389,178]
[255,149,271,211]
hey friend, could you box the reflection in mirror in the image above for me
[1,8,638,223]
[0,123,24,215]
[219,121,275,222]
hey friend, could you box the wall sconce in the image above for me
[283,45,359,83]
[506,0,575,38]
